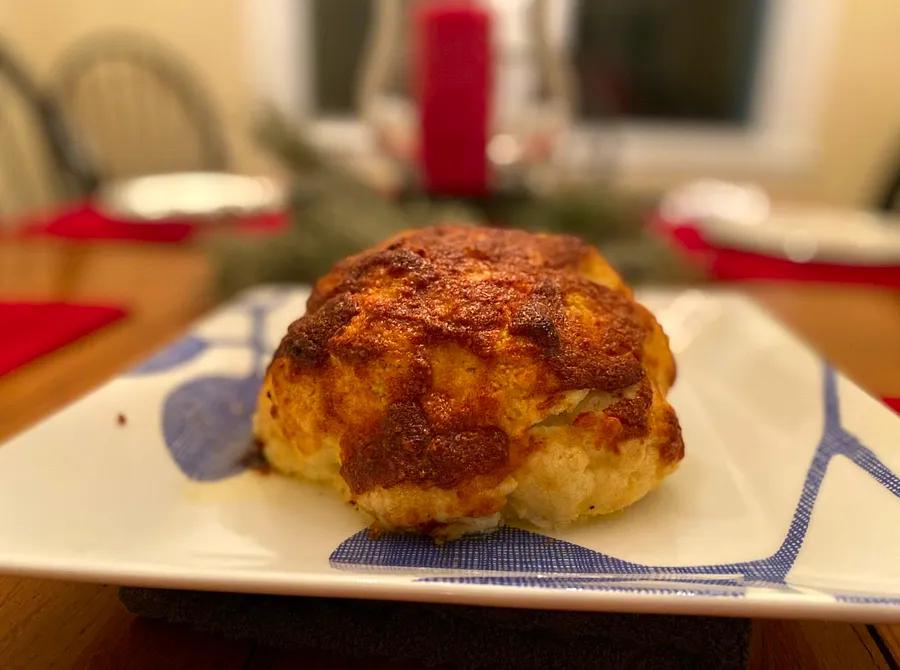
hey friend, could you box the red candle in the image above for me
[413,0,492,197]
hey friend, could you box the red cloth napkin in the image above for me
[654,216,900,290]
[0,301,128,377]
[884,397,900,414]
[18,202,288,244]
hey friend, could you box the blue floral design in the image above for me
[140,297,283,481]
[129,335,208,375]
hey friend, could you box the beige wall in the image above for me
[3,0,900,206]
[801,0,900,206]
[606,0,900,208]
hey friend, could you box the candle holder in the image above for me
[357,0,574,197]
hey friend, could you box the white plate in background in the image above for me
[661,179,900,265]
[98,172,286,222]
[700,205,900,265]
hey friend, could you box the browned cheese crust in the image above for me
[263,225,683,502]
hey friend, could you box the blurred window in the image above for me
[572,0,766,124]
[248,0,833,172]
[306,0,765,124]
[311,0,372,115]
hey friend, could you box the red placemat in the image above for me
[0,301,128,377]
[17,202,288,244]
[653,215,900,290]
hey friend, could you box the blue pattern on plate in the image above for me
[161,373,264,480]
[128,335,208,374]
[146,299,278,480]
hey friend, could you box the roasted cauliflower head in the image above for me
[254,224,683,539]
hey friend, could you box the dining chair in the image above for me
[876,150,900,213]
[52,31,228,182]
[0,39,95,224]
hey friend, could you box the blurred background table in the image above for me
[0,239,212,439]
[0,237,898,668]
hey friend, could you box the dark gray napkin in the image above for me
[119,588,750,669]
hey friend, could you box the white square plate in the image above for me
[2,286,899,621]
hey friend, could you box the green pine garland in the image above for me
[209,111,699,297]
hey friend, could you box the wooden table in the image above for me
[1,238,899,669]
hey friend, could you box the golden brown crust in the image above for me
[340,399,510,492]
[268,224,681,495]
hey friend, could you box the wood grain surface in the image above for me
[1,239,898,669]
